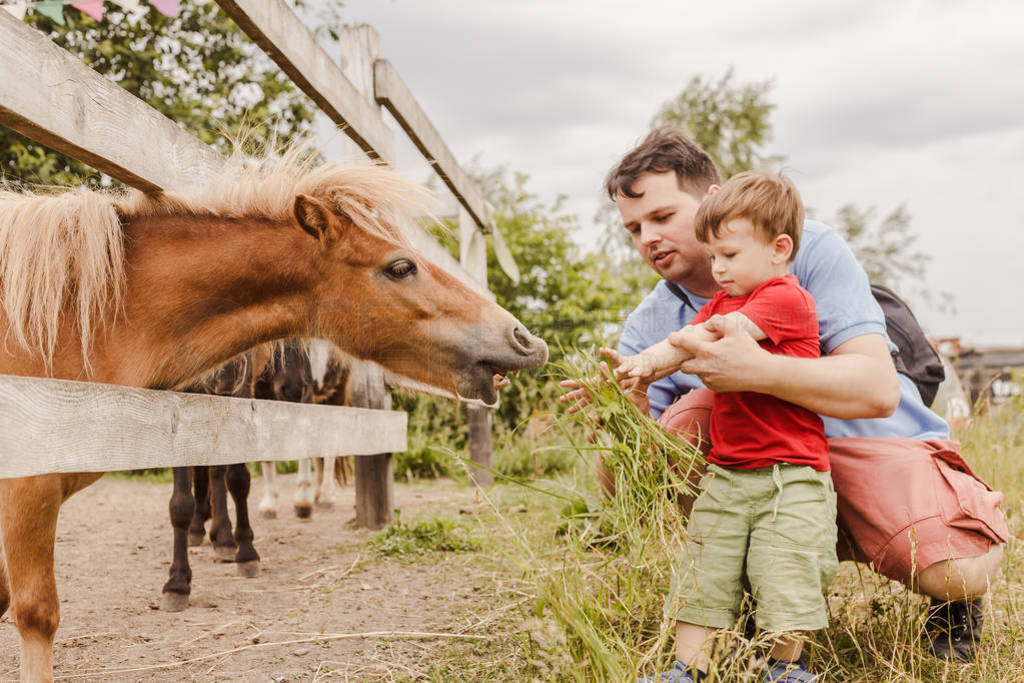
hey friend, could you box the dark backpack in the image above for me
[870,284,945,407]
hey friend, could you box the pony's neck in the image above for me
[112,213,320,388]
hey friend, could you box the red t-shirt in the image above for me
[690,274,829,471]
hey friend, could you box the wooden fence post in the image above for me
[339,25,395,528]
[351,364,395,529]
[459,207,494,486]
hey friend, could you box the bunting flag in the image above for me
[148,0,176,17]
[34,0,64,24]
[0,0,175,23]
[70,0,101,21]
[1,3,28,18]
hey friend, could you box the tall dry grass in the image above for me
[485,360,1023,681]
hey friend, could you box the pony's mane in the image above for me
[0,144,430,366]
[118,144,428,247]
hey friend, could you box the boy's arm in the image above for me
[681,323,899,418]
[670,312,765,349]
[615,322,724,383]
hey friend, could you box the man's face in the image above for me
[616,171,717,295]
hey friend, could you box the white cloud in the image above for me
[336,0,1024,344]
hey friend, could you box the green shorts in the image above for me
[668,463,838,632]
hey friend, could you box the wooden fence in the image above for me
[0,6,499,522]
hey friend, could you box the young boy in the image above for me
[612,171,836,683]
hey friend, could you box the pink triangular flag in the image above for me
[71,0,103,21]
[148,0,177,17]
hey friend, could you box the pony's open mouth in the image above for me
[458,362,514,403]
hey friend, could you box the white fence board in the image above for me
[214,0,395,163]
[0,11,223,192]
[0,375,407,479]
[374,59,490,233]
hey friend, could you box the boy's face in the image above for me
[707,218,790,297]
[616,171,718,296]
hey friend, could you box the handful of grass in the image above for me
[517,351,707,679]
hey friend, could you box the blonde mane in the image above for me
[0,143,430,366]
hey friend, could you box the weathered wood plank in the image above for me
[0,375,407,479]
[0,11,224,192]
[374,59,490,233]
[214,0,394,163]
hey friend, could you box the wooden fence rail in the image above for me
[0,374,406,479]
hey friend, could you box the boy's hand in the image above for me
[605,348,660,381]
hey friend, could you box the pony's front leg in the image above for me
[225,463,260,578]
[161,467,194,612]
[257,461,279,519]
[293,459,314,519]
[188,465,210,546]
[314,456,338,509]
[207,466,237,561]
[0,475,66,682]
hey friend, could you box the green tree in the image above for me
[829,203,952,311]
[652,67,781,179]
[1,1,324,185]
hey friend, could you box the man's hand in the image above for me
[557,348,651,416]
[678,315,772,393]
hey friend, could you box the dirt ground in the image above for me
[0,472,512,681]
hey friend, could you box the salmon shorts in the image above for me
[657,389,1009,584]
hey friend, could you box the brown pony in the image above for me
[0,150,547,681]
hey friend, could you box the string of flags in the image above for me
[0,0,179,24]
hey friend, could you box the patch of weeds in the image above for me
[369,513,480,557]
[394,445,456,481]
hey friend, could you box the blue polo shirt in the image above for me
[618,220,950,440]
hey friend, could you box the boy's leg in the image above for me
[746,465,838,632]
[675,622,719,673]
[668,465,750,675]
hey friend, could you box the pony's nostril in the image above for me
[512,325,533,353]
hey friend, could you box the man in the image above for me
[572,126,1007,665]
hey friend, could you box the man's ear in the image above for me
[705,184,721,197]
[293,194,334,243]
[772,234,794,263]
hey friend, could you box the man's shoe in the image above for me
[925,597,984,662]
[637,661,700,682]
[762,659,817,682]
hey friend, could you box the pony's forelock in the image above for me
[118,140,430,247]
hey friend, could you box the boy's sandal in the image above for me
[762,658,817,682]
[637,661,700,682]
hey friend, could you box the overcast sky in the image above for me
[333,0,1024,346]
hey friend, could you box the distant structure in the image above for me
[936,338,1024,406]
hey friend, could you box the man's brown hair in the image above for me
[694,170,805,261]
[605,126,721,200]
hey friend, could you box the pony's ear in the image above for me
[293,194,332,242]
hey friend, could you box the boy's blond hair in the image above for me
[694,171,805,261]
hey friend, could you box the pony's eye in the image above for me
[385,258,417,279]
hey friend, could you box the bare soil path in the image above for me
[0,473,511,681]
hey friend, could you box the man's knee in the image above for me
[657,389,713,454]
[915,543,1004,600]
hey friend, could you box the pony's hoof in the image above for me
[187,531,205,547]
[314,498,335,510]
[160,591,189,612]
[237,560,261,578]
[294,504,313,519]
[214,545,237,562]
[259,508,278,519]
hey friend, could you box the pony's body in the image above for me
[0,155,546,681]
